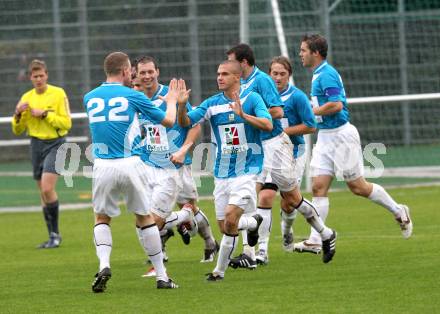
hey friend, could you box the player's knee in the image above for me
[224,212,239,233]
[348,182,368,197]
[280,200,294,214]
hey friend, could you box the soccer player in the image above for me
[296,34,413,253]
[262,56,317,257]
[11,59,71,249]
[135,56,218,265]
[177,60,270,281]
[84,52,179,291]
[227,44,336,267]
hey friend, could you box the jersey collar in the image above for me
[241,66,259,84]
[102,82,123,86]
[313,61,328,74]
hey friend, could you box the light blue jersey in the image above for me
[139,84,192,169]
[188,90,271,179]
[83,82,165,159]
[280,83,316,158]
[311,61,349,129]
[241,66,284,141]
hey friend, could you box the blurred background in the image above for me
[0,0,439,204]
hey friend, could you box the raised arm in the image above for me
[158,78,178,127]
[230,92,272,132]
[176,79,192,127]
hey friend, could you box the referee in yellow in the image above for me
[12,59,72,248]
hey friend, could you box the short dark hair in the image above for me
[269,56,292,75]
[301,34,328,59]
[227,43,255,66]
[136,56,158,71]
[104,52,130,76]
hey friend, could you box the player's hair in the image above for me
[104,52,130,76]
[28,59,47,74]
[227,43,255,66]
[269,56,292,75]
[136,55,158,71]
[301,34,328,59]
[219,60,242,75]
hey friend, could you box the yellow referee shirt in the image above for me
[11,84,72,140]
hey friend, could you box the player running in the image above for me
[295,34,412,254]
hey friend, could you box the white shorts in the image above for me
[310,122,364,182]
[92,156,150,217]
[257,132,297,192]
[213,174,257,220]
[294,152,307,187]
[141,165,181,219]
[176,164,199,204]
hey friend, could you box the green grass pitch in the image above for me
[0,186,439,313]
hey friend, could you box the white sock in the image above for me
[238,215,257,231]
[139,224,168,282]
[296,198,332,240]
[281,209,297,237]
[195,208,216,249]
[309,197,329,244]
[93,223,112,271]
[368,183,401,216]
[213,233,238,277]
[257,207,272,254]
[163,208,191,230]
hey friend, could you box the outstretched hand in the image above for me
[229,92,243,117]
[177,79,191,106]
[159,78,178,105]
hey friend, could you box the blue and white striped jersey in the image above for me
[139,84,192,169]
[188,90,271,178]
[83,82,165,159]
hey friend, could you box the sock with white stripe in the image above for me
[195,208,216,250]
[163,208,191,230]
[257,207,272,254]
[139,224,168,282]
[309,197,329,245]
[213,233,238,277]
[295,198,332,240]
[281,209,297,237]
[93,223,112,271]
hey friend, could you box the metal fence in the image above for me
[1,0,439,161]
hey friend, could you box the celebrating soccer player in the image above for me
[227,44,337,267]
[84,52,180,291]
[296,34,412,254]
[177,60,271,281]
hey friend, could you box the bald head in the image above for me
[219,60,242,75]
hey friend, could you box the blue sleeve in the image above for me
[319,72,344,102]
[252,94,272,121]
[187,98,209,124]
[132,92,166,124]
[257,76,283,108]
[296,93,316,128]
